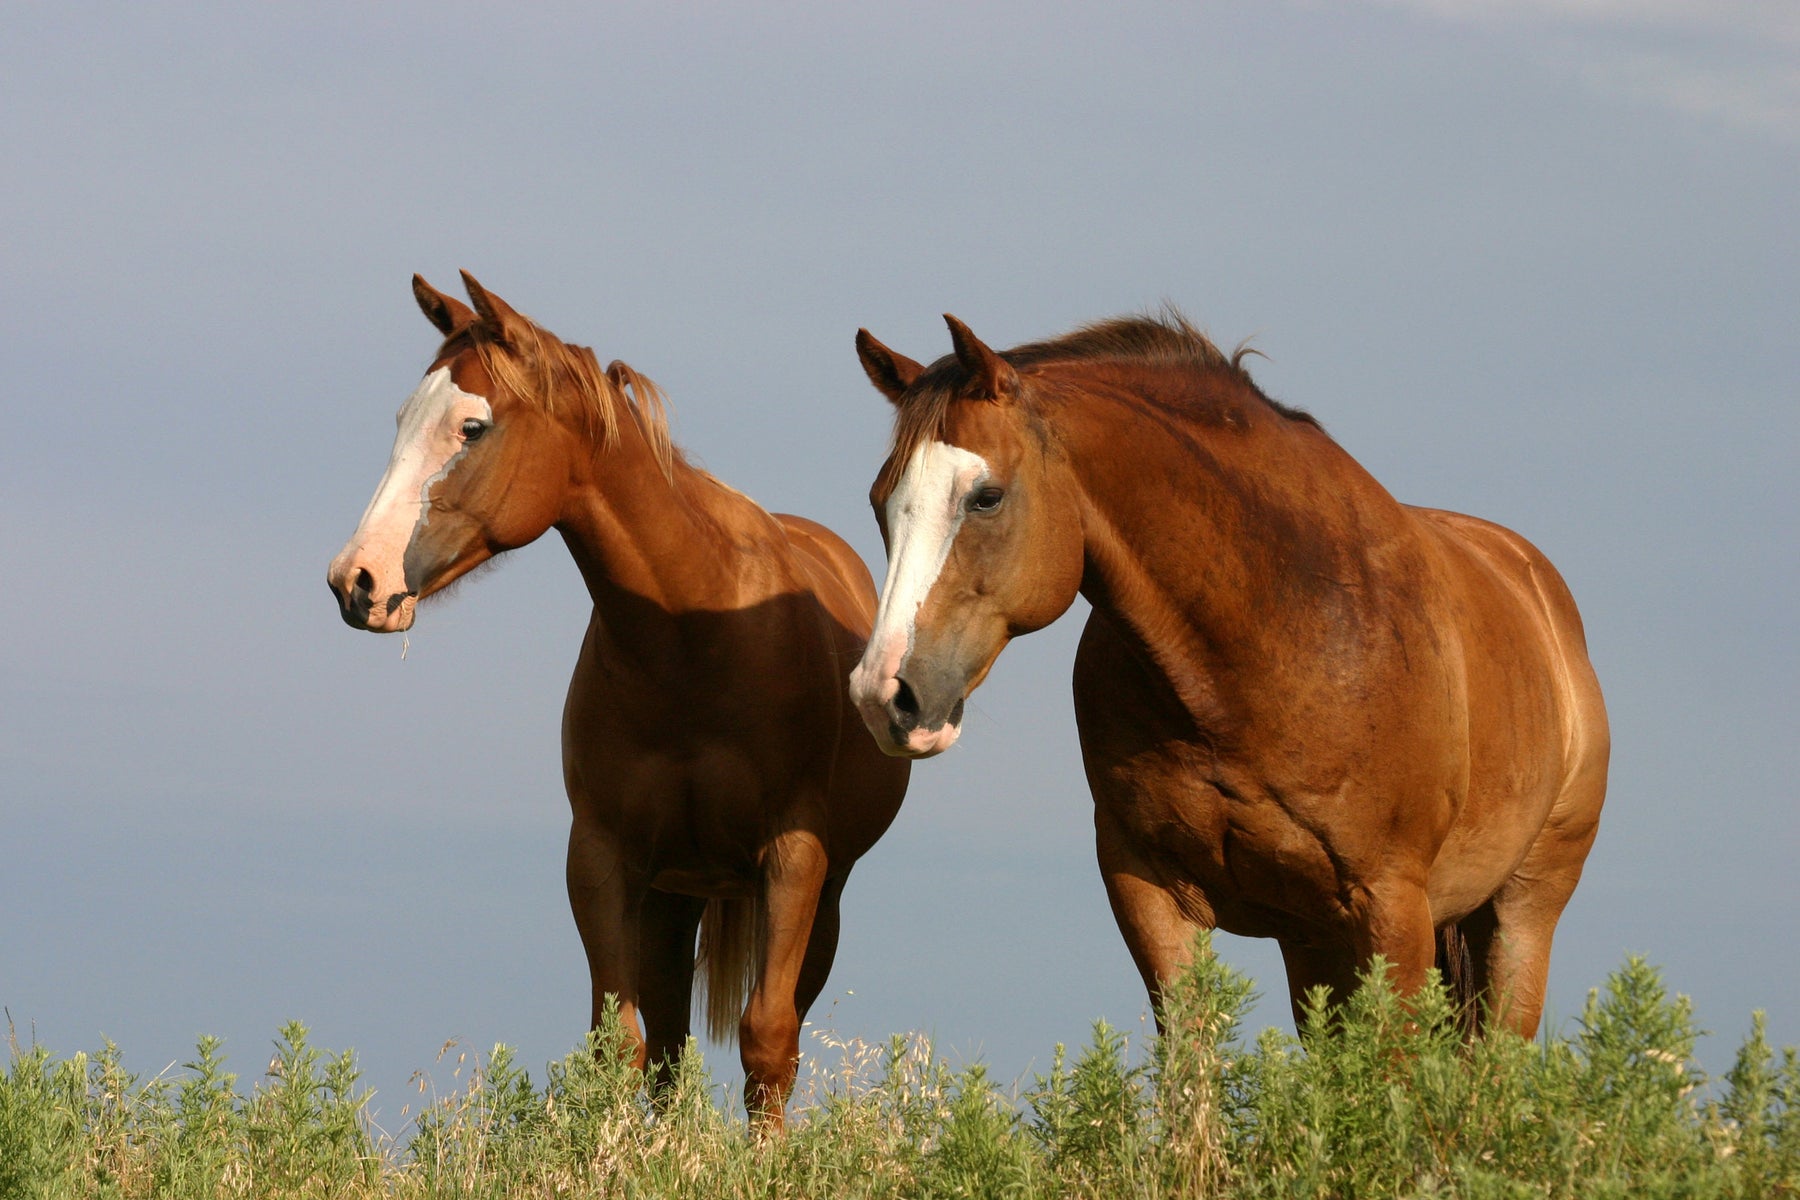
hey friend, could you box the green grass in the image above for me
[4,940,1795,1197]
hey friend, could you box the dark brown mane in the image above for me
[1006,309,1246,373]
[454,319,679,481]
[884,309,1318,487]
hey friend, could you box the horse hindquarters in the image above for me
[1440,752,1606,1038]
[1419,509,1610,1038]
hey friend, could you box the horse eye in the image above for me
[461,418,489,442]
[970,486,1005,513]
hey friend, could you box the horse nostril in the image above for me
[352,568,375,599]
[892,679,920,717]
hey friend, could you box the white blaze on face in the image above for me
[330,367,492,595]
[850,439,991,708]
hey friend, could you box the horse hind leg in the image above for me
[1456,860,1589,1039]
[1460,769,1605,1039]
[636,890,707,1095]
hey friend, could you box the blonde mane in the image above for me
[460,319,680,482]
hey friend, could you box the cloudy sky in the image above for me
[4,1,1794,1124]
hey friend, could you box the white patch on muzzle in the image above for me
[850,439,990,708]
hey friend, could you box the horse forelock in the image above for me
[451,319,680,482]
[879,308,1316,494]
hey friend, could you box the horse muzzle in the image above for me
[326,555,417,633]
[849,662,967,759]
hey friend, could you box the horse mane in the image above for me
[884,308,1318,484]
[456,318,680,482]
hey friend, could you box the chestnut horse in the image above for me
[848,312,1607,1037]
[327,273,909,1122]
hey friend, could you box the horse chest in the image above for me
[1101,751,1356,939]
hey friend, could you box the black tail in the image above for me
[1435,923,1479,1040]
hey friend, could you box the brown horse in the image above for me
[326,273,909,1123]
[848,312,1607,1038]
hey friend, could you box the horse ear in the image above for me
[413,274,476,336]
[855,329,924,404]
[460,270,532,344]
[944,314,1018,400]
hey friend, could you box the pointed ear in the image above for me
[944,314,1018,400]
[460,270,532,343]
[413,274,476,336]
[855,329,925,404]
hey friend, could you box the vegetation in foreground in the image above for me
[3,941,1796,1198]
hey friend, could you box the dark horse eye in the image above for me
[970,486,1005,513]
[461,418,489,442]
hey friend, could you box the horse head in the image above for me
[326,273,580,632]
[848,316,1085,757]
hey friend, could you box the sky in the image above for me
[3,0,1795,1128]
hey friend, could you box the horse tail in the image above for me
[1434,923,1479,1040]
[696,895,766,1045]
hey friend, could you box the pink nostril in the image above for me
[352,567,375,600]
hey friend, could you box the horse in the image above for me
[846,311,1607,1038]
[326,272,910,1123]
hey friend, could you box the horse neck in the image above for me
[554,413,764,620]
[1061,374,1406,689]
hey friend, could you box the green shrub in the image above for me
[3,948,1794,1198]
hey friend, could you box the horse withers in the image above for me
[848,312,1607,1038]
[327,273,910,1124]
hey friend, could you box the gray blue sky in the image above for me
[3,1,1794,1125]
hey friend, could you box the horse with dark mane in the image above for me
[327,273,910,1124]
[848,311,1607,1036]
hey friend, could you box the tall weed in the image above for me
[3,950,1794,1198]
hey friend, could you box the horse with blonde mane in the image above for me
[327,273,909,1124]
[849,312,1607,1038]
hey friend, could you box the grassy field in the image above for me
[4,938,1795,1198]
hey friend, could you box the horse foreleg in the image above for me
[636,889,707,1095]
[566,820,646,1068]
[741,828,829,1130]
[1277,941,1363,1029]
[1096,807,1202,1026]
[1349,876,1438,1011]
[793,873,849,1020]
